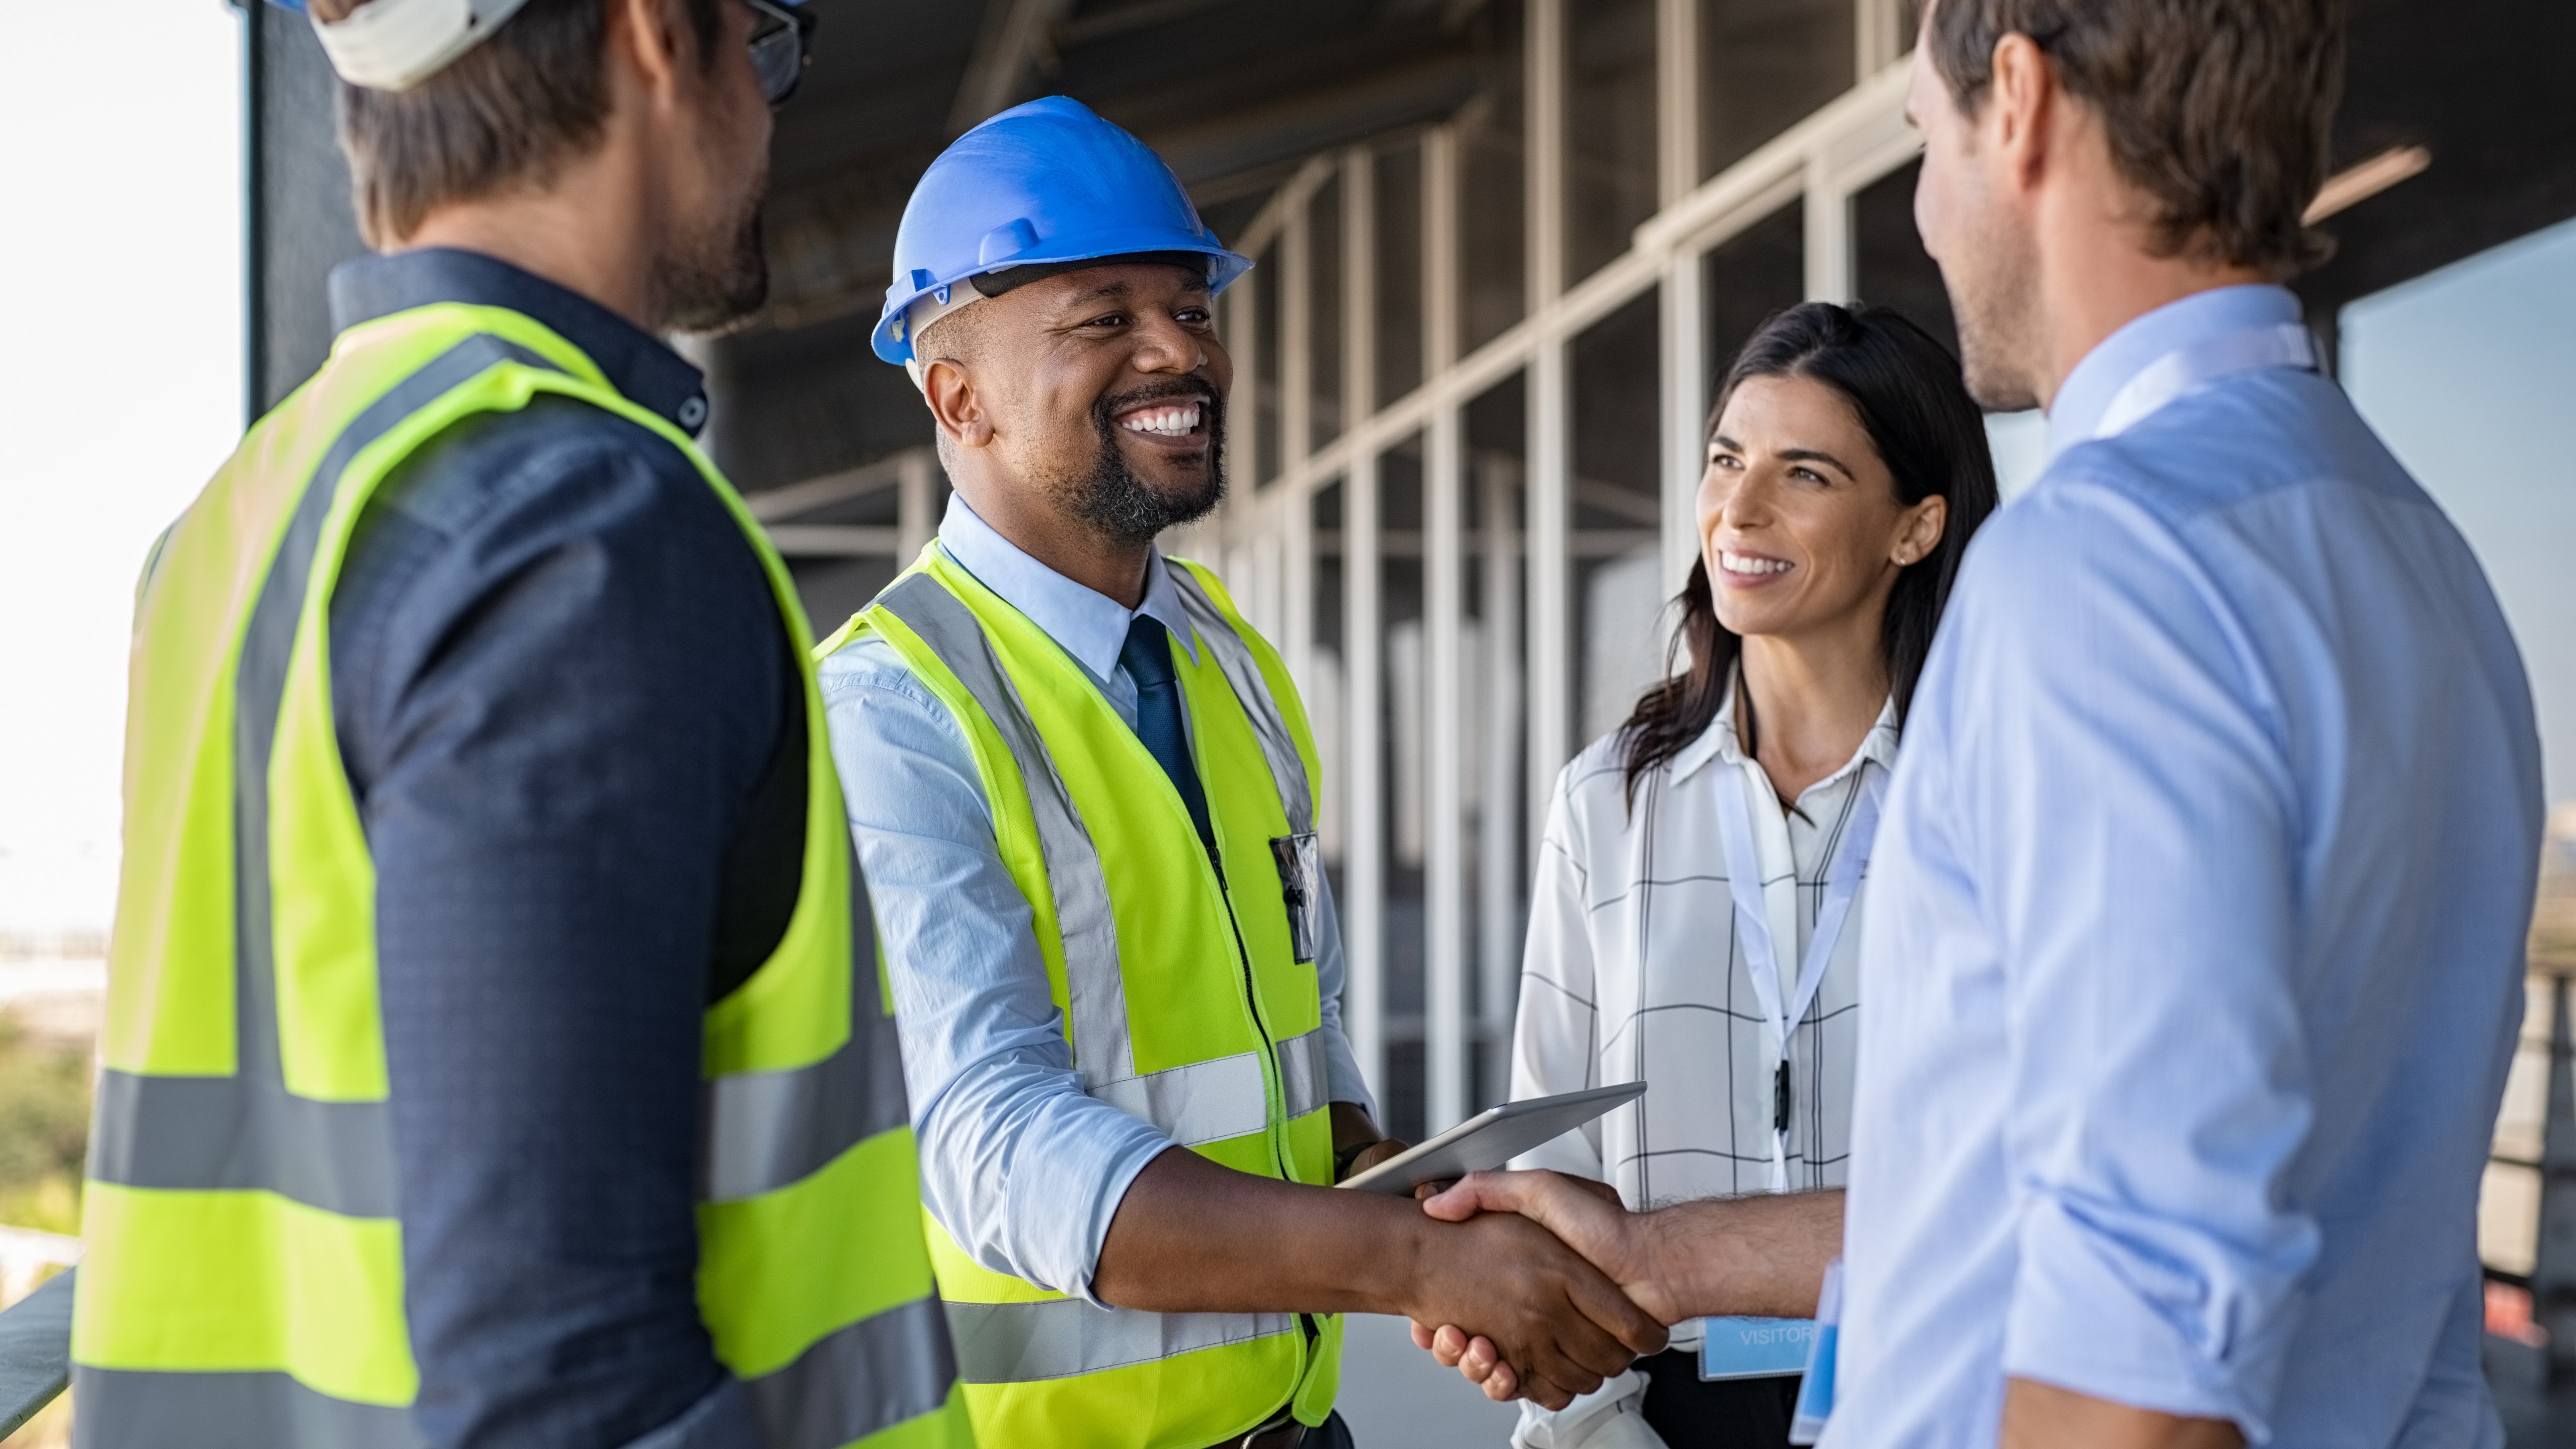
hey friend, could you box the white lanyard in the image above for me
[2087,320,2317,442]
[1712,759,1883,1191]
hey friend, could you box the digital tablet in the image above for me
[1335,1082,1647,1196]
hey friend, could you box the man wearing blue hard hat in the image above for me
[73,3,968,1448]
[816,96,1664,1449]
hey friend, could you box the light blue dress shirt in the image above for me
[819,494,1373,1304]
[1831,286,2544,1447]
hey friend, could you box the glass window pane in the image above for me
[1565,0,1659,286]
[1309,175,1346,453]
[1382,435,1429,1141]
[1460,0,1527,356]
[1464,374,1528,1109]
[1376,141,1425,410]
[1703,201,1807,408]
[1571,288,1665,750]
[1253,240,1282,486]
[1700,0,1853,182]
[1853,157,1960,360]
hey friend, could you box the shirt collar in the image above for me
[934,493,1200,682]
[2044,283,2302,463]
[327,248,711,438]
[1667,670,1900,788]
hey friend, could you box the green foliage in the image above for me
[0,1017,89,1236]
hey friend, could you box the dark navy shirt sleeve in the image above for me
[329,395,790,1449]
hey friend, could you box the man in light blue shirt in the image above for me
[1414,3,2544,1444]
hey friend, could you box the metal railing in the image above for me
[0,1268,72,1436]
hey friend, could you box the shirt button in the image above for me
[678,396,709,429]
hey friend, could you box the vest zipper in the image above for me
[1203,837,1320,1366]
[1201,841,1289,1178]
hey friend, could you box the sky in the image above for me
[0,6,244,941]
[0,14,2566,944]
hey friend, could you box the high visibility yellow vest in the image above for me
[74,301,975,1449]
[821,548,1343,1449]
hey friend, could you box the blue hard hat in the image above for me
[873,96,1251,366]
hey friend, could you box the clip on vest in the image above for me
[1270,832,1323,965]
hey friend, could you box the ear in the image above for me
[1983,31,2056,193]
[922,360,996,450]
[1892,493,1948,568]
[603,0,689,108]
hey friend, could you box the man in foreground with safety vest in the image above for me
[819,97,1665,1449]
[74,2,969,1446]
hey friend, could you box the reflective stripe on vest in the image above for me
[77,311,967,1449]
[944,1300,1299,1384]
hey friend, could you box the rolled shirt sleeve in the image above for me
[1965,478,2320,1437]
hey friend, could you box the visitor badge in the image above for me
[1698,1316,1814,1380]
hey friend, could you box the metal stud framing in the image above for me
[1422,124,1471,1132]
[1202,13,1923,1128]
[1340,143,1388,1094]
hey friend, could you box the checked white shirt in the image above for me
[1510,687,1897,1307]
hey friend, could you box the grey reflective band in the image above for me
[71,1365,427,1449]
[89,334,560,1219]
[744,1297,959,1449]
[88,1071,397,1219]
[877,572,1136,1087]
[942,1298,1295,1384]
[1089,1052,1267,1148]
[1165,567,1314,837]
[1274,1027,1331,1121]
[701,865,914,1203]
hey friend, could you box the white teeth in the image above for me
[1119,404,1201,437]
[1720,551,1792,576]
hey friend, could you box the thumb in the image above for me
[1421,1169,1521,1222]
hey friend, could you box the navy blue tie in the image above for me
[1118,615,1216,850]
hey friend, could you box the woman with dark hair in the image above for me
[1503,303,1997,1449]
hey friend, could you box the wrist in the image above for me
[1371,1201,1445,1320]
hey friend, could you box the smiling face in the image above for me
[922,259,1231,547]
[1698,373,1947,646]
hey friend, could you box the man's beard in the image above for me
[1060,381,1228,547]
[659,160,772,336]
[1943,206,2044,414]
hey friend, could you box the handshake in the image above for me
[1388,1168,1841,1409]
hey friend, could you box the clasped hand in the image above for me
[1408,1169,1681,1405]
